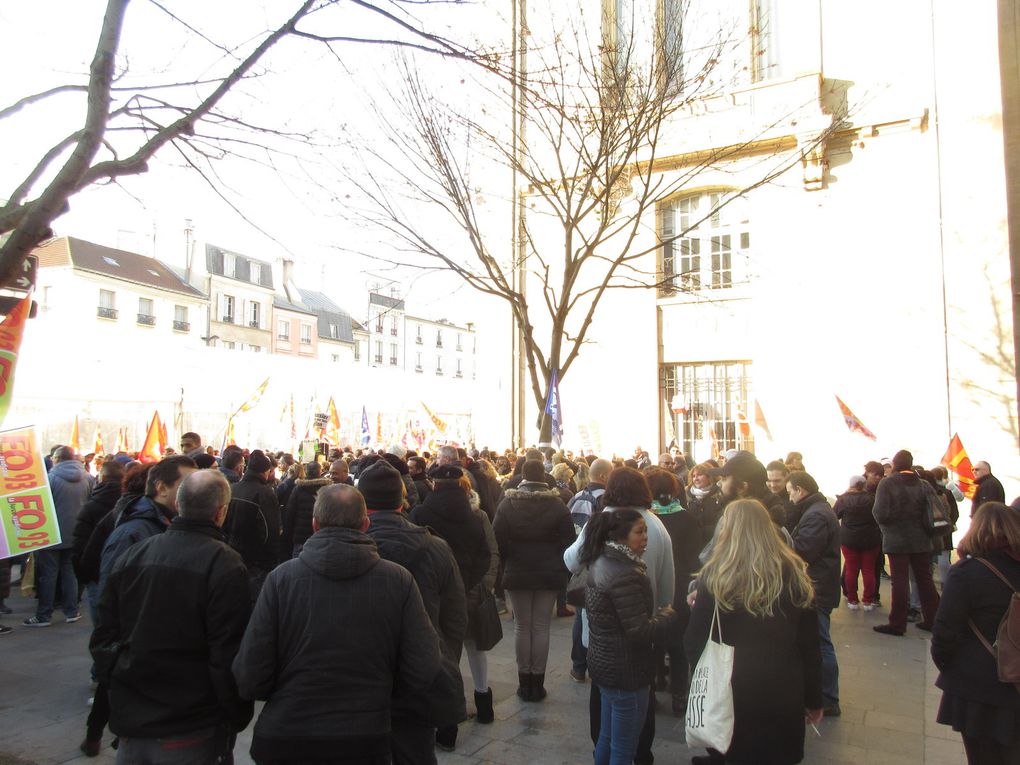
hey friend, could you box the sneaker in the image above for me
[846,601,859,611]
[569,668,586,683]
[862,603,876,612]
[906,608,922,623]
[65,612,83,623]
[23,616,50,627]
[0,625,12,636]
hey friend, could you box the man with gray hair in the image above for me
[91,470,252,763]
[234,484,442,764]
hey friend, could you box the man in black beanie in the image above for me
[360,461,469,764]
[223,450,280,603]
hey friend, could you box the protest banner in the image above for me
[0,426,59,560]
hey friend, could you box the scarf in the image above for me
[689,485,713,499]
[606,540,646,571]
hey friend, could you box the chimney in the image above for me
[282,259,297,303]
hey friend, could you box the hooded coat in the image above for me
[833,490,881,550]
[72,480,123,578]
[493,482,575,591]
[280,477,331,558]
[409,481,490,593]
[224,471,281,574]
[48,459,94,550]
[872,471,935,554]
[232,526,442,762]
[791,492,841,611]
[98,495,174,595]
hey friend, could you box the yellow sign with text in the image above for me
[0,426,60,559]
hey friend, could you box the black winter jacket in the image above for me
[232,527,441,762]
[280,477,330,558]
[72,480,122,580]
[224,472,281,573]
[873,471,934,554]
[91,517,253,738]
[972,473,1006,516]
[493,482,575,591]
[932,550,1020,710]
[791,492,841,611]
[833,490,881,550]
[410,482,490,592]
[98,495,174,595]
[687,485,724,547]
[585,545,674,690]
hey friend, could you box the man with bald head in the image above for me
[91,470,252,763]
[234,483,442,764]
[971,460,1005,516]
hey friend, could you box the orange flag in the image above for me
[0,293,31,427]
[93,425,103,455]
[941,433,977,498]
[835,395,877,441]
[139,412,163,463]
[114,427,125,453]
[69,416,81,453]
[754,400,773,441]
[159,420,168,452]
[225,417,236,447]
[326,397,341,445]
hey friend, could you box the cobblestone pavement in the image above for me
[0,584,965,764]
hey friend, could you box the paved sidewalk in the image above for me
[0,587,965,764]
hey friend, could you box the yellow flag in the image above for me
[237,378,270,414]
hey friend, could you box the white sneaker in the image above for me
[862,603,876,612]
[846,602,860,611]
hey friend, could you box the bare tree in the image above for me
[0,0,481,288]
[344,8,842,440]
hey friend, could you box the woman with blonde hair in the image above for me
[685,499,822,765]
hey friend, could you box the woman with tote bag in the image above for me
[685,499,822,765]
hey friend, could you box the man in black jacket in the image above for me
[362,461,469,763]
[223,451,280,603]
[972,461,1006,516]
[91,470,252,764]
[233,484,442,765]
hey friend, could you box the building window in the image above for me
[390,342,398,365]
[375,340,383,364]
[251,345,261,353]
[225,341,236,350]
[416,324,423,344]
[222,294,235,323]
[278,320,290,341]
[332,353,340,363]
[415,352,422,372]
[329,323,339,339]
[224,252,236,278]
[660,191,750,296]
[375,311,384,334]
[249,301,260,329]
[658,0,683,92]
[456,358,463,378]
[390,315,398,336]
[137,297,155,326]
[603,0,634,78]
[436,356,444,375]
[354,341,361,361]
[173,305,189,332]
[249,261,261,285]
[436,330,443,348]
[752,0,780,83]
[661,361,753,461]
[300,324,312,345]
[98,289,117,319]
[456,333,463,352]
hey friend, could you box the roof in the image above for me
[273,296,316,317]
[297,288,355,343]
[35,237,204,297]
[369,292,405,311]
[205,243,273,289]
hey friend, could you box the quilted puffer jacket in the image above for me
[585,545,676,691]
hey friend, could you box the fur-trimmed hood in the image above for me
[504,484,562,501]
[295,477,332,489]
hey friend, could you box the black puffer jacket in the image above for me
[791,492,841,611]
[72,480,123,580]
[493,482,575,591]
[224,472,281,573]
[232,526,441,762]
[91,517,253,738]
[833,490,881,550]
[872,471,934,554]
[280,477,331,558]
[585,545,674,691]
[687,485,724,546]
[410,482,490,592]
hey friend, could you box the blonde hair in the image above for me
[700,499,814,618]
[551,463,574,482]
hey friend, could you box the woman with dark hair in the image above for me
[280,461,330,559]
[644,466,700,716]
[493,459,575,702]
[833,475,880,611]
[583,508,677,765]
[931,501,1020,764]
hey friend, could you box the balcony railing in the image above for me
[456,345,463,352]
[137,313,156,326]
[173,320,190,332]
[415,365,423,373]
[455,372,463,378]
[374,354,383,364]
[277,333,290,341]
[436,368,444,376]
[249,320,260,329]
[97,306,118,320]
[222,315,235,324]
[436,340,443,348]
[415,336,423,344]
[301,337,312,345]
[389,356,398,365]
[390,327,398,336]
[375,324,383,333]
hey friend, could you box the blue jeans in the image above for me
[594,686,649,765]
[816,608,839,706]
[116,726,231,764]
[34,548,77,621]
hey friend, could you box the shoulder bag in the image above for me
[685,602,735,753]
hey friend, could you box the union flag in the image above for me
[941,433,977,498]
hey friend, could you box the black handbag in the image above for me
[472,588,503,651]
[566,567,588,608]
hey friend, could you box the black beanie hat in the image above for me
[358,461,405,509]
[247,452,274,475]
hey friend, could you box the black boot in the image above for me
[474,688,494,724]
[435,725,457,752]
[517,672,530,701]
[529,673,547,702]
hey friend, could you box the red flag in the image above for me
[754,400,773,441]
[159,420,168,453]
[0,293,31,427]
[93,425,103,455]
[941,433,977,498]
[834,395,877,441]
[139,412,163,463]
[737,409,750,438]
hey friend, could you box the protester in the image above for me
[833,475,880,611]
[71,460,125,623]
[223,450,281,603]
[581,508,677,765]
[91,470,252,764]
[971,461,1006,516]
[233,484,442,765]
[493,459,575,702]
[279,461,330,558]
[685,499,822,765]
[687,463,724,547]
[930,466,961,585]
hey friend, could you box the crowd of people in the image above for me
[1,435,1018,765]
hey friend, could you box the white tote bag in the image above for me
[685,602,735,753]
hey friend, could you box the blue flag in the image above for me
[360,406,371,446]
[544,369,563,447]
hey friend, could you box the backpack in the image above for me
[968,557,1020,693]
